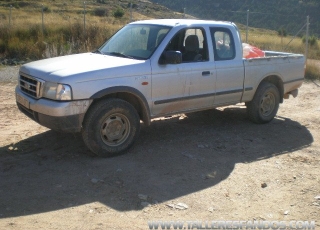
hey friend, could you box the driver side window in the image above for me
[165,28,209,62]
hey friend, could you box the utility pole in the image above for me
[130,2,133,22]
[9,5,12,28]
[42,5,44,34]
[246,10,249,43]
[305,15,310,62]
[83,2,86,37]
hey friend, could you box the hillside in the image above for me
[0,0,190,23]
[150,0,320,36]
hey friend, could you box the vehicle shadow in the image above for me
[0,107,313,218]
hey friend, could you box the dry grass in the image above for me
[0,5,128,59]
[243,31,320,80]
[0,22,122,60]
[0,0,185,60]
[305,62,320,80]
[240,29,319,59]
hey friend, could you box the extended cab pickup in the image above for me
[15,19,305,157]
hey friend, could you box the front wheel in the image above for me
[246,82,280,124]
[82,99,140,157]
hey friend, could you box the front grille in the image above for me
[19,74,42,98]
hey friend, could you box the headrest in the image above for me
[185,35,199,52]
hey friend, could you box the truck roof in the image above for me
[130,19,234,28]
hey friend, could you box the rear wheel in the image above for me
[82,98,140,157]
[246,82,280,124]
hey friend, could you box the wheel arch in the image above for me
[89,86,151,126]
[258,75,284,103]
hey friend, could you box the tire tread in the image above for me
[82,98,140,157]
[246,82,280,124]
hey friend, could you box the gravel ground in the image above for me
[0,66,20,83]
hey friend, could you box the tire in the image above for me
[82,98,140,157]
[246,82,280,124]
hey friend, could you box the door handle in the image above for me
[202,71,211,76]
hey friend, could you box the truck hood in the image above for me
[20,53,149,83]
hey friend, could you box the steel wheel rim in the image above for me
[100,113,130,146]
[259,92,275,117]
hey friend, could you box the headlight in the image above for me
[42,82,72,100]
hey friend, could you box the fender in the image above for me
[251,74,284,103]
[90,86,151,126]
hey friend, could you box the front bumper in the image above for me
[15,86,92,132]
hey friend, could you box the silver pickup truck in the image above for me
[15,19,305,157]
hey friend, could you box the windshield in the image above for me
[99,24,172,60]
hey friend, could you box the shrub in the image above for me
[113,7,124,18]
[127,3,138,8]
[7,37,28,59]
[94,8,108,17]
[0,39,6,53]
[305,63,320,80]
[43,6,51,13]
[302,35,318,47]
[277,28,287,37]
[13,3,20,9]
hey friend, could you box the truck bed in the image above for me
[242,51,305,102]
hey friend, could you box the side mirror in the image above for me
[159,51,182,65]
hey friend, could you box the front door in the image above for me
[151,27,216,116]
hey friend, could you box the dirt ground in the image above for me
[0,66,319,229]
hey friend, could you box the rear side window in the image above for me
[210,28,235,61]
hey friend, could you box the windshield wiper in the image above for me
[93,50,104,54]
[107,52,134,59]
